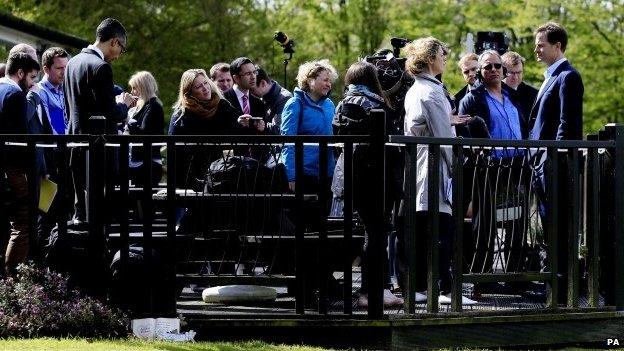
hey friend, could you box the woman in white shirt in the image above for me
[403,37,473,303]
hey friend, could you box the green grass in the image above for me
[0,338,337,351]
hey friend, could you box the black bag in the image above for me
[206,156,288,194]
[109,245,177,316]
[45,226,108,297]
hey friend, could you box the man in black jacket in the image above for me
[224,57,266,119]
[250,66,292,135]
[459,50,529,294]
[454,53,480,105]
[64,18,135,223]
[502,51,538,129]
[0,52,40,273]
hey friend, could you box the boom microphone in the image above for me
[274,31,294,47]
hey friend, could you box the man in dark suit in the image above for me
[224,57,267,160]
[529,22,584,304]
[502,51,538,129]
[0,52,40,273]
[454,53,480,106]
[224,57,267,119]
[64,18,135,223]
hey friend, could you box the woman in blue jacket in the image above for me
[280,59,337,194]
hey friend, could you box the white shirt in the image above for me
[233,85,249,112]
[537,57,567,98]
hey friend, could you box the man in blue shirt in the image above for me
[38,47,70,135]
[458,50,529,294]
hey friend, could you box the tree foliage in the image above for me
[2,0,622,134]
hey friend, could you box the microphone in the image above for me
[274,31,294,47]
[390,37,410,49]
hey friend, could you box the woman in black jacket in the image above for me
[125,71,164,186]
[333,61,404,308]
[168,68,264,190]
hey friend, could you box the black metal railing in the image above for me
[391,128,624,313]
[2,116,624,320]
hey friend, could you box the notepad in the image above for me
[131,318,180,340]
[39,178,57,213]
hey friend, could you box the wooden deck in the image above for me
[175,271,621,350]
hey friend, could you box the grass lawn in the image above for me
[0,339,338,351]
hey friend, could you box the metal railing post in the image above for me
[613,125,624,310]
[367,109,386,318]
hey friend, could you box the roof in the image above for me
[0,12,89,50]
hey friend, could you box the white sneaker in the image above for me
[415,292,427,303]
[439,294,477,305]
[438,294,452,304]
[383,289,404,307]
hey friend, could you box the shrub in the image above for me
[0,262,129,338]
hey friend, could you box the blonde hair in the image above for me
[128,71,158,109]
[404,36,448,75]
[295,59,338,91]
[501,51,525,67]
[173,68,221,110]
[458,53,478,69]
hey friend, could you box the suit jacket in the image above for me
[223,88,266,118]
[0,81,29,168]
[453,81,480,108]
[458,82,528,139]
[529,60,584,140]
[26,91,50,176]
[64,48,128,135]
[515,81,538,128]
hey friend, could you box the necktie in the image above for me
[242,93,250,115]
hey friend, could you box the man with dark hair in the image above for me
[64,17,135,224]
[501,51,538,129]
[224,57,266,118]
[250,65,292,134]
[209,62,233,92]
[529,22,584,304]
[0,51,40,273]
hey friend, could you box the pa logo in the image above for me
[607,338,620,346]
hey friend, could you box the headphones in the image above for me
[476,50,507,80]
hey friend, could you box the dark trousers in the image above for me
[469,155,529,274]
[404,211,454,294]
[4,167,30,273]
[533,152,573,301]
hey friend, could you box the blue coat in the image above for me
[529,60,584,140]
[280,88,335,181]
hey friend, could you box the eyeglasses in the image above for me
[506,70,523,76]
[482,63,502,71]
[239,69,258,77]
[117,39,127,53]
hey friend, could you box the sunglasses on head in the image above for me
[482,63,502,71]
